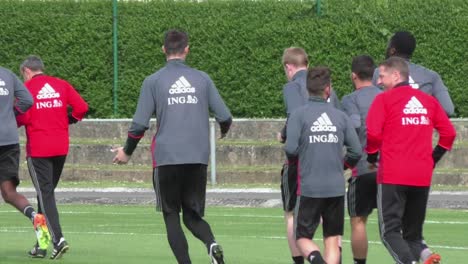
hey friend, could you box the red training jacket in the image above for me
[366,84,456,186]
[17,74,88,157]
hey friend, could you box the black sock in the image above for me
[23,206,36,222]
[293,255,304,264]
[353,258,366,264]
[308,251,325,264]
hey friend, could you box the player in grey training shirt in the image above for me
[279,47,309,264]
[285,66,361,264]
[341,55,382,264]
[372,31,454,116]
[0,66,50,251]
[279,48,343,264]
[113,30,231,264]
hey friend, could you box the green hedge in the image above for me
[1,0,467,117]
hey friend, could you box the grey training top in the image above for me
[129,59,232,167]
[373,62,454,116]
[0,67,33,146]
[281,70,341,139]
[341,85,382,176]
[283,70,309,115]
[284,97,362,198]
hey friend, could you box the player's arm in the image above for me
[341,95,361,130]
[431,99,456,167]
[65,82,88,124]
[343,115,362,170]
[13,73,33,116]
[329,89,342,110]
[371,68,380,87]
[365,94,386,164]
[283,109,301,162]
[431,72,455,116]
[113,78,155,164]
[206,74,232,138]
[280,83,303,142]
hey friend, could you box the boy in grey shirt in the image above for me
[372,31,454,116]
[0,66,50,252]
[342,55,382,264]
[113,30,231,264]
[285,66,361,264]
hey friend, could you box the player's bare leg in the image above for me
[0,180,31,212]
[351,216,368,262]
[285,211,303,262]
[324,235,341,264]
[297,238,325,264]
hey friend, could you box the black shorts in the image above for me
[347,172,377,217]
[154,164,207,217]
[0,144,20,186]
[280,161,298,212]
[295,196,344,240]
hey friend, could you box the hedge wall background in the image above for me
[0,0,467,118]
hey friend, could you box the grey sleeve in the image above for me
[124,78,155,155]
[341,95,361,129]
[283,83,304,114]
[130,78,156,136]
[372,68,379,87]
[329,90,342,110]
[13,74,33,115]
[206,76,231,122]
[343,115,362,168]
[284,110,301,159]
[431,72,455,116]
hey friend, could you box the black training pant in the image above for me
[155,164,215,264]
[377,184,430,264]
[27,156,66,244]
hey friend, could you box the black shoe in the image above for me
[50,239,69,260]
[28,243,46,258]
[209,243,224,264]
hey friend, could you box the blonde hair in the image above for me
[282,47,308,67]
[380,56,409,82]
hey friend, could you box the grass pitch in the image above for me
[0,205,467,263]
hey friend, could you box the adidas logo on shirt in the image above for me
[403,96,427,114]
[169,76,196,94]
[0,78,7,96]
[0,88,9,96]
[37,83,60,99]
[310,112,337,132]
[409,76,420,89]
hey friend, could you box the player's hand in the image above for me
[219,132,227,139]
[368,162,378,170]
[111,147,130,165]
[277,132,285,143]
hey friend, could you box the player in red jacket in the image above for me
[17,55,88,260]
[366,57,456,264]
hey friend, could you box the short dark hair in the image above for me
[164,30,188,56]
[20,55,45,72]
[307,66,331,96]
[380,56,409,82]
[388,31,416,58]
[351,55,375,81]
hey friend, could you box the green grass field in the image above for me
[0,205,466,263]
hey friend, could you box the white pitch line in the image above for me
[0,229,466,251]
[2,210,468,225]
[12,187,468,194]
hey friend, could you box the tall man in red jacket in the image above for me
[366,57,456,264]
[17,56,88,260]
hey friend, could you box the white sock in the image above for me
[420,248,433,261]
